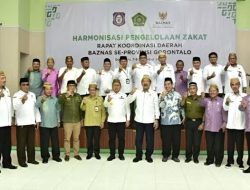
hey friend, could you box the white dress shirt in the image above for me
[0,87,13,127]
[224,64,247,94]
[58,67,78,93]
[203,64,224,93]
[104,91,130,122]
[77,67,97,95]
[187,67,205,95]
[97,70,114,96]
[132,63,155,90]
[13,90,41,126]
[154,63,175,93]
[114,67,132,94]
[223,92,247,130]
[127,89,160,123]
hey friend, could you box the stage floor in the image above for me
[0,152,249,190]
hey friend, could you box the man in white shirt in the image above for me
[154,52,175,94]
[224,53,247,94]
[132,51,155,90]
[114,56,132,95]
[127,75,160,163]
[97,58,114,98]
[76,57,97,96]
[203,52,224,96]
[104,79,130,161]
[58,56,78,94]
[223,78,246,169]
[187,57,205,95]
[13,78,41,167]
[0,71,17,171]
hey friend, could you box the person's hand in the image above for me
[41,95,47,103]
[97,70,102,75]
[190,69,194,76]
[125,120,130,128]
[82,97,87,104]
[210,72,216,79]
[0,89,4,98]
[181,117,185,125]
[21,94,28,104]
[180,75,184,81]
[27,67,33,72]
[130,88,137,95]
[35,122,40,129]
[107,95,112,102]
[153,120,159,130]
[132,64,137,70]
[66,90,73,97]
[182,92,188,99]
[119,65,123,72]
[240,99,248,109]
[160,91,167,100]
[57,122,61,128]
[201,92,205,99]
[198,123,204,131]
[100,122,104,129]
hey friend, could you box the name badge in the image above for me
[126,78,130,84]
[94,106,99,112]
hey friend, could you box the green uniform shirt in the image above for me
[58,93,82,123]
[81,96,106,127]
[24,71,43,97]
[184,95,204,119]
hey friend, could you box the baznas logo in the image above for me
[132,13,147,26]
[113,12,125,27]
[159,12,167,20]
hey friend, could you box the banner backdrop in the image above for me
[45,0,236,70]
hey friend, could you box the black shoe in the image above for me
[146,157,153,163]
[215,164,221,167]
[42,159,48,164]
[119,155,125,160]
[19,163,28,167]
[225,163,231,168]
[204,161,213,166]
[243,167,250,173]
[172,157,180,163]
[133,157,142,163]
[3,165,18,169]
[239,164,244,169]
[95,154,101,160]
[64,155,70,161]
[28,160,39,165]
[162,157,168,162]
[53,157,62,162]
[86,154,92,160]
[193,159,199,164]
[185,158,192,163]
[74,155,82,160]
[107,155,115,161]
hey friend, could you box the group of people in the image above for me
[0,51,250,175]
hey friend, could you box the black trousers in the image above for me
[85,126,101,155]
[39,127,60,160]
[227,129,245,165]
[16,125,36,165]
[0,126,12,167]
[108,122,125,156]
[161,124,181,158]
[185,119,203,160]
[134,122,154,159]
[246,132,250,166]
[205,130,225,165]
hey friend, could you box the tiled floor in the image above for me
[0,152,250,190]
